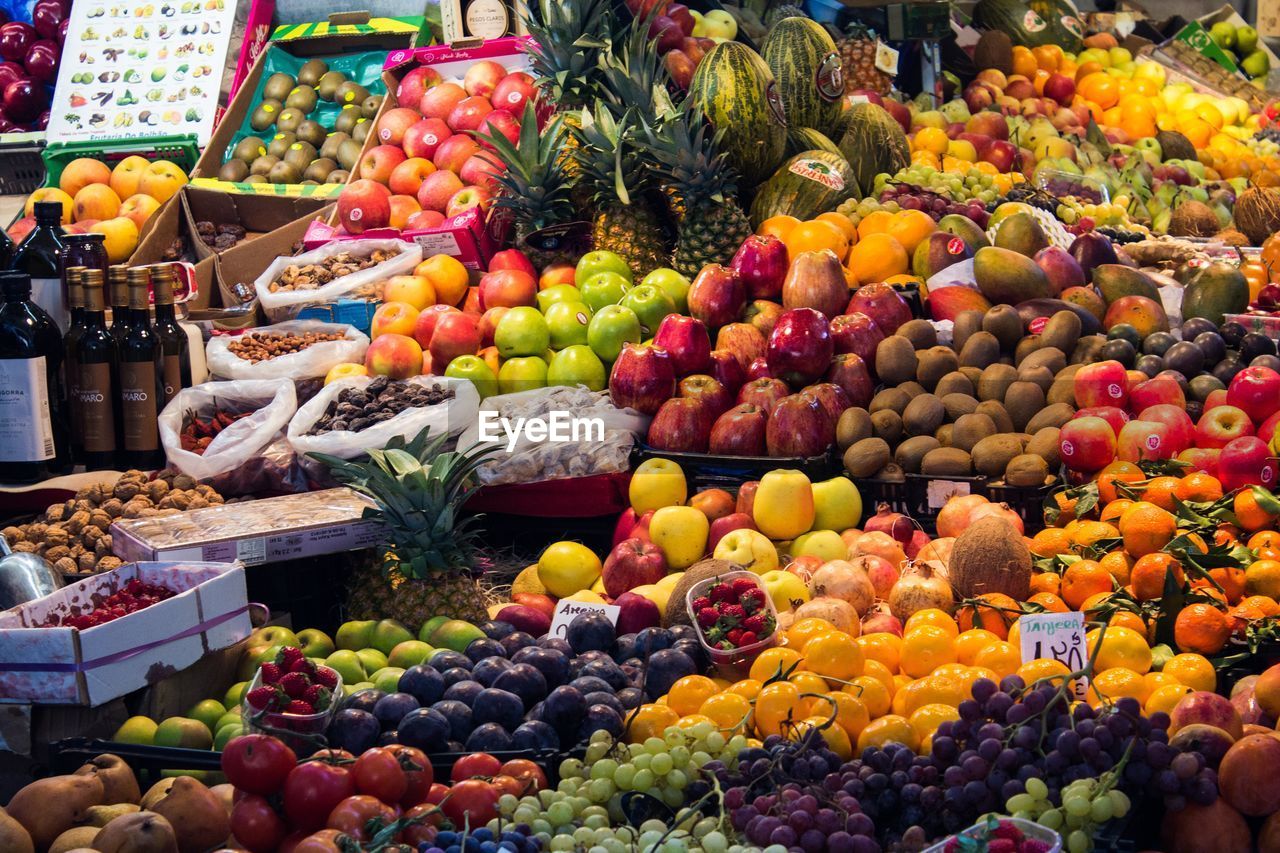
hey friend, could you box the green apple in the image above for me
[248,625,299,649]
[419,615,450,642]
[619,284,676,336]
[215,711,241,731]
[536,284,582,313]
[1242,50,1270,79]
[214,722,245,750]
[187,699,226,733]
[1210,20,1236,49]
[544,300,592,349]
[372,666,406,694]
[547,345,607,391]
[494,306,550,357]
[335,620,376,651]
[429,618,487,652]
[223,681,249,709]
[237,644,283,681]
[296,628,335,659]
[370,619,414,655]
[348,681,375,693]
[640,268,691,314]
[113,716,159,745]
[154,717,213,750]
[587,304,643,363]
[325,649,367,685]
[575,250,633,286]
[790,529,849,561]
[355,648,389,675]
[497,356,548,394]
[389,639,434,668]
[445,354,499,399]
[579,271,631,313]
[1237,25,1259,55]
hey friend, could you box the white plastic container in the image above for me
[242,664,344,755]
[923,816,1062,853]
[685,569,780,681]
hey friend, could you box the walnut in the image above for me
[81,483,107,504]
[81,527,103,545]
[77,553,97,572]
[89,509,113,530]
[72,499,94,513]
[43,527,70,548]
[12,541,35,553]
[2,526,23,542]
[155,508,180,517]
[25,522,46,540]
[45,545,70,562]
[43,504,65,523]
[101,498,124,517]
[113,480,142,501]
[186,495,209,510]
[98,534,111,552]
[146,480,170,501]
[121,469,148,482]
[195,484,219,499]
[161,493,192,511]
[54,557,77,574]
[173,474,197,491]
[94,538,112,557]
[63,499,75,516]
[65,511,91,535]
[122,501,149,519]
[97,556,124,571]
[69,544,84,557]
[137,508,162,518]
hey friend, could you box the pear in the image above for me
[49,825,99,853]
[7,774,103,849]
[208,783,236,815]
[93,811,178,853]
[0,808,34,853]
[75,754,141,804]
[80,803,141,827]
[148,776,231,853]
[140,778,177,809]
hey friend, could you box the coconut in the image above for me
[973,30,1013,75]
[946,516,1031,600]
[661,559,740,628]
[1216,228,1250,246]
[1170,200,1222,238]
[1234,186,1280,246]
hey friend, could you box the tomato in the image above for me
[499,759,547,792]
[490,774,525,798]
[387,744,434,807]
[401,803,443,844]
[441,779,499,827]
[220,734,297,796]
[450,752,501,782]
[426,782,449,806]
[290,829,344,853]
[327,794,399,841]
[230,794,289,853]
[283,762,356,831]
[311,748,355,762]
[353,747,408,805]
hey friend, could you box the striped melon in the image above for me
[750,150,858,226]
[763,17,844,137]
[836,103,909,199]
[786,126,843,157]
[689,42,788,190]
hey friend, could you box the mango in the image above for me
[1103,295,1169,337]
[973,246,1053,306]
[913,231,974,281]
[992,212,1050,257]
[1092,264,1160,304]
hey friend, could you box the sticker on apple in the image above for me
[1061,440,1075,457]
[1107,383,1123,399]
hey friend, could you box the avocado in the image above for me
[297,58,329,87]
[285,84,318,113]
[261,72,296,102]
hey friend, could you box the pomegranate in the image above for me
[848,530,907,568]
[808,559,876,615]
[935,494,990,538]
[916,537,955,570]
[888,562,954,620]
[861,602,904,636]
[904,529,932,559]
[794,596,860,635]
[967,501,1025,534]
[854,554,899,599]
[863,503,914,545]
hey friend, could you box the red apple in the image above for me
[1043,73,1075,105]
[767,307,833,388]
[707,511,757,552]
[1177,447,1221,477]
[609,343,677,415]
[714,322,767,373]
[489,249,536,278]
[602,537,668,597]
[678,374,732,420]
[647,397,712,452]
[1073,405,1129,438]
[614,591,661,634]
[707,349,747,396]
[389,157,436,196]
[446,185,491,217]
[432,134,481,174]
[476,108,520,149]
[1116,419,1172,462]
[375,107,422,147]
[664,50,696,91]
[1218,436,1280,492]
[766,393,834,457]
[396,66,443,109]
[416,169,465,212]
[745,300,784,338]
[1073,360,1129,410]
[337,179,392,234]
[459,151,503,190]
[405,209,446,231]
[803,382,852,426]
[747,357,774,380]
[825,353,873,408]
[1138,404,1195,454]
[420,82,467,120]
[413,304,461,349]
[1227,366,1280,425]
[463,60,507,98]
[649,15,684,53]
[737,377,789,415]
[539,264,575,290]
[829,312,884,367]
[1204,388,1229,411]
[491,71,536,114]
[403,117,452,160]
[477,307,508,348]
[967,110,1010,140]
[428,311,481,367]
[447,95,494,132]
[1129,377,1185,412]
[612,508,639,548]
[1059,416,1117,472]
[687,264,747,330]
[881,97,910,132]
[479,268,537,310]
[653,314,712,377]
[981,139,1018,172]
[709,402,767,455]
[845,284,911,336]
[358,144,407,185]
[730,234,789,301]
[1195,404,1255,449]
[1260,411,1280,445]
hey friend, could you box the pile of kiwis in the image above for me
[839,307,1089,490]
[218,58,384,186]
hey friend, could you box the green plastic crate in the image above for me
[41,134,201,189]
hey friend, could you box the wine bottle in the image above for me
[118,267,163,470]
[63,266,87,463]
[0,270,70,481]
[75,269,118,469]
[108,263,131,350]
[11,201,67,331]
[150,264,190,405]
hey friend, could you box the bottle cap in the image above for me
[33,201,64,224]
[0,271,32,300]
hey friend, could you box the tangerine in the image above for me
[908,703,960,742]
[1097,462,1143,503]
[905,608,960,638]
[698,692,752,730]
[628,703,679,742]
[1245,560,1280,600]
[1146,683,1194,716]
[1017,657,1072,685]
[846,675,891,718]
[955,629,1001,665]
[1062,560,1115,609]
[1174,603,1232,655]
[956,593,1021,639]
[802,631,865,681]
[783,219,849,261]
[749,647,803,683]
[1028,592,1070,613]
[856,210,894,239]
[757,214,801,241]
[1100,550,1135,586]
[1086,625,1152,674]
[786,616,839,649]
[900,626,957,678]
[667,675,721,716]
[1130,553,1184,600]
[846,233,909,284]
[1120,501,1177,556]
[1140,477,1182,512]
[811,691,871,741]
[1176,472,1224,502]
[1029,572,1063,596]
[1031,528,1072,557]
[1087,667,1148,705]
[856,714,919,752]
[972,641,1021,678]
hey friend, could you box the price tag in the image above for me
[1017,612,1088,698]
[548,600,620,638]
[875,42,900,76]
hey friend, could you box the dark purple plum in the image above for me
[566,612,615,654]
[398,665,445,706]
[1181,317,1217,339]
[492,662,548,709]
[1241,333,1277,361]
[511,647,569,686]
[644,649,697,700]
[673,638,707,667]
[583,691,624,716]
[579,658,627,690]
[466,638,508,662]
[397,707,451,752]
[668,625,699,643]
[576,704,623,742]
[443,679,485,706]
[569,675,613,696]
[429,650,472,671]
[634,627,673,657]
[512,720,559,751]
[471,655,514,687]
[538,636,572,655]
[327,708,380,753]
[372,692,420,730]
[612,633,638,662]
[1253,354,1280,371]
[441,666,473,687]
[480,619,516,640]
[342,688,385,714]
[377,731,399,746]
[617,687,644,709]
[466,722,514,752]
[472,687,524,731]
[542,685,586,731]
[500,631,537,655]
[431,699,474,741]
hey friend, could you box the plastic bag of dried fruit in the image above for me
[254,239,423,322]
[159,379,299,483]
[287,374,480,461]
[205,320,370,382]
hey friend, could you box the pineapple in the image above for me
[481,103,579,269]
[838,23,892,96]
[312,429,494,626]
[644,103,753,277]
[574,106,671,279]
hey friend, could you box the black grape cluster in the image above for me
[878,184,991,227]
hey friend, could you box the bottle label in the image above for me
[31,278,68,334]
[464,0,510,38]
[120,361,159,451]
[162,354,182,405]
[0,357,56,462]
[78,362,116,452]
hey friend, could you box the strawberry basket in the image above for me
[241,649,344,756]
[685,570,779,681]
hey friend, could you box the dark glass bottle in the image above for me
[150,264,190,406]
[118,267,163,470]
[0,227,15,269]
[0,271,70,481]
[108,264,131,350]
[64,267,87,463]
[11,202,67,330]
[60,233,107,289]
[75,269,118,469]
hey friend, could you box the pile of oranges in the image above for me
[756,210,934,291]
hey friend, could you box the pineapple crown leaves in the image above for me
[308,429,498,580]
[475,101,576,229]
[641,99,741,209]
[524,0,614,107]
[573,106,655,208]
[596,10,676,118]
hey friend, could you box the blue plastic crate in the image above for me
[296,299,380,335]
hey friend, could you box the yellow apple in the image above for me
[324,362,369,384]
[790,530,848,562]
[760,569,810,612]
[649,506,708,570]
[630,583,668,613]
[946,139,977,161]
[753,469,815,540]
[811,477,863,532]
[655,571,683,593]
[712,528,779,573]
[590,575,606,594]
[629,458,688,514]
[566,589,606,604]
[537,541,602,597]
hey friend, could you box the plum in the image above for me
[542,685,586,732]
[512,720,559,751]
[471,655,513,687]
[440,666,472,687]
[2,78,44,123]
[431,698,474,741]
[472,687,524,731]
[442,678,484,706]
[398,665,445,707]
[372,692,420,729]
[466,637,507,662]
[634,627,673,657]
[342,688,385,714]
[328,708,380,753]
[645,648,697,700]
[617,687,644,709]
[538,636,572,655]
[580,658,628,691]
[566,612,615,653]
[569,675,613,696]
[612,633,638,662]
[397,707,451,752]
[466,722,514,752]
[583,691,625,716]
[492,662,548,709]
[429,649,471,671]
[577,704,624,742]
[480,619,516,639]
[499,631,536,656]
[511,647,569,686]
[23,40,57,83]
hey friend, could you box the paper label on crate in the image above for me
[875,42,900,76]
[413,232,463,257]
[1017,611,1088,698]
[926,479,969,510]
[236,537,268,565]
[549,600,620,638]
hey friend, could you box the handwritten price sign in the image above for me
[1016,611,1088,699]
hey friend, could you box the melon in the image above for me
[836,103,909,201]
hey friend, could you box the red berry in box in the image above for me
[277,646,305,668]
[727,628,744,644]
[313,666,339,689]
[720,604,746,621]
[285,699,315,715]
[743,614,768,635]
[732,577,757,594]
[1020,842,1051,853]
[709,582,734,603]
[691,595,712,611]
[288,657,316,676]
[259,663,282,685]
[992,821,1023,842]
[697,607,719,628]
[739,589,764,611]
[279,672,309,699]
[246,686,277,710]
[738,631,758,646]
[987,840,1016,853]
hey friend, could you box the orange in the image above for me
[1129,553,1184,600]
[699,692,752,730]
[1070,520,1120,550]
[908,703,960,742]
[789,671,831,696]
[845,675,891,718]
[1145,683,1194,716]
[904,608,959,638]
[754,681,808,737]
[1209,566,1246,605]
[900,626,957,678]
[783,219,849,261]
[667,675,720,716]
[1087,667,1148,706]
[1174,603,1232,655]
[758,214,800,240]
[972,641,1021,678]
[1029,592,1070,613]
[786,616,839,649]
[816,212,858,244]
[885,209,936,254]
[802,631,865,682]
[1061,560,1115,610]
[810,691,870,741]
[1237,489,1280,532]
[955,629,1001,666]
[856,714,918,752]
[1249,530,1280,555]
[956,593,1021,639]
[857,633,902,674]
[749,647,804,683]
[846,233,909,284]
[627,703,679,743]
[726,678,763,700]
[1032,69,1052,95]
[1139,477,1181,511]
[892,675,964,717]
[855,209,893,237]
[1031,528,1072,557]
[1100,499,1134,525]
[1033,44,1063,70]
[1085,625,1152,674]
[913,126,950,155]
[1017,657,1071,685]
[1175,472,1223,503]
[1029,572,1062,596]
[1163,653,1217,692]
[1075,61,1104,82]
[862,658,895,694]
[1100,550,1135,586]
[1078,73,1119,109]
[1119,502,1177,557]
[1246,559,1280,600]
[1232,594,1280,621]
[1011,46,1038,79]
[1108,610,1150,638]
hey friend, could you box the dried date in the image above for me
[307,379,454,435]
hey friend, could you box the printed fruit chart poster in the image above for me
[46,0,238,144]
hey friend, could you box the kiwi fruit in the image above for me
[1003,381,1047,432]
[897,320,937,350]
[1005,454,1049,487]
[303,157,337,183]
[951,413,997,453]
[249,99,283,131]
[231,135,267,163]
[895,436,940,473]
[903,394,945,437]
[261,72,296,102]
[352,120,372,144]
[336,138,363,171]
[941,393,980,420]
[935,371,974,398]
[837,408,872,449]
[875,336,918,386]
[975,400,1014,434]
[334,106,362,134]
[317,70,347,101]
[952,310,984,352]
[843,437,891,478]
[1020,347,1065,376]
[877,463,906,483]
[972,434,1023,478]
[243,174,268,184]
[959,331,1000,369]
[326,169,351,184]
[282,141,318,171]
[1025,402,1075,433]
[1025,427,1061,470]
[898,381,926,399]
[362,94,384,118]
[267,161,301,184]
[298,58,329,87]
[935,424,953,446]
[1014,335,1043,365]
[1046,366,1081,406]
[871,410,903,445]
[977,363,1018,402]
[1041,310,1082,354]
[1017,364,1054,394]
[1070,335,1107,365]
[285,84,318,113]
[870,387,911,415]
[276,108,305,133]
[217,159,249,181]
[921,447,972,475]
[982,304,1023,351]
[266,132,297,158]
[295,119,327,148]
[915,346,959,391]
[335,81,370,107]
[249,154,280,177]
[320,132,350,160]
[958,366,983,386]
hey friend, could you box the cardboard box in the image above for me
[110,487,382,565]
[128,195,217,312]
[1195,5,1280,75]
[0,562,251,707]
[182,184,331,262]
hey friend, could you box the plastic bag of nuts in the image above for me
[253,239,422,322]
[205,320,369,383]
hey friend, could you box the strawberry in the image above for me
[987,840,1015,853]
[1018,842,1052,853]
[691,596,712,612]
[942,841,960,853]
[303,684,332,711]
[276,646,305,669]
[697,607,720,628]
[259,662,283,685]
[709,582,734,603]
[246,686,278,710]
[732,577,757,595]
[279,672,310,699]
[285,699,315,715]
[720,604,746,621]
[738,631,758,646]
[313,666,339,689]
[727,628,744,645]
[287,657,317,676]
[743,614,768,635]
[992,821,1023,843]
[739,589,765,611]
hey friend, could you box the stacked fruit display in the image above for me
[0,1,67,131]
